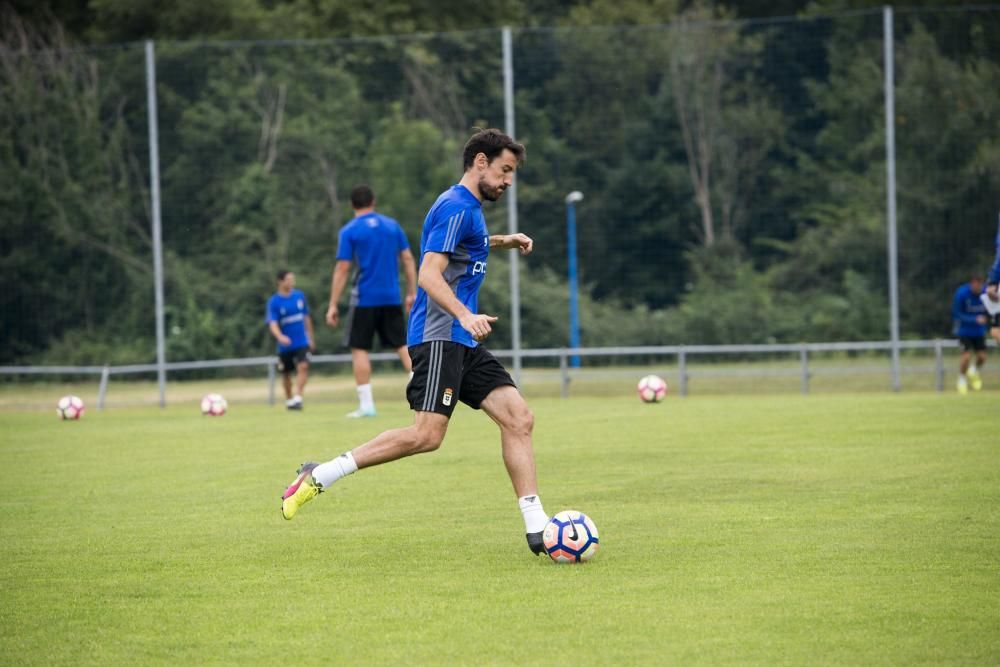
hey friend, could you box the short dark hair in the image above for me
[276,269,291,282]
[350,184,375,209]
[462,128,525,171]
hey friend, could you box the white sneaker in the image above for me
[346,407,376,418]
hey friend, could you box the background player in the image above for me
[281,129,550,555]
[952,273,989,394]
[326,185,416,418]
[266,270,314,410]
[986,213,1000,345]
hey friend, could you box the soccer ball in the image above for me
[542,510,600,564]
[56,395,85,420]
[200,393,227,416]
[637,374,667,403]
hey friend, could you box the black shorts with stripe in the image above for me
[344,305,407,350]
[406,341,516,417]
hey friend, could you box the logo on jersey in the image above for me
[297,299,304,310]
[442,387,453,406]
[484,236,489,247]
[472,260,487,276]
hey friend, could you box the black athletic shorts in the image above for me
[406,341,516,417]
[277,346,311,372]
[344,305,406,350]
[959,336,986,352]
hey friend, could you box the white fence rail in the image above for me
[2,339,993,409]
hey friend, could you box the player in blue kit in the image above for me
[266,270,315,410]
[952,273,989,394]
[986,214,1000,345]
[326,185,417,418]
[281,129,550,555]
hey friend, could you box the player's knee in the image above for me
[411,423,446,454]
[507,405,534,438]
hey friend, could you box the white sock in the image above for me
[519,494,548,534]
[293,394,303,404]
[357,384,374,412]
[312,452,358,488]
[408,371,414,382]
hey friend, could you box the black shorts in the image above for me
[959,336,986,352]
[277,347,311,372]
[344,305,406,350]
[406,341,516,417]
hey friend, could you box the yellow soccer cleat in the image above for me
[968,369,983,391]
[957,378,969,395]
[281,462,321,520]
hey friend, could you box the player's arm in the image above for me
[326,260,351,327]
[400,248,417,314]
[489,233,533,255]
[268,320,291,347]
[418,251,497,341]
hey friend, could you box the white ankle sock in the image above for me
[518,494,548,533]
[313,452,358,488]
[357,384,374,412]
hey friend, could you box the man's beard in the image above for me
[477,177,506,202]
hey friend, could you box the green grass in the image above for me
[1,392,999,665]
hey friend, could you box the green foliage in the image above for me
[3,4,1000,365]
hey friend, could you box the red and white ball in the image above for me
[57,395,85,420]
[542,510,600,564]
[200,393,227,416]
[637,374,667,403]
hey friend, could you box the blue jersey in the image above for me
[952,283,987,338]
[989,215,1000,285]
[266,289,311,353]
[407,184,490,348]
[337,212,410,307]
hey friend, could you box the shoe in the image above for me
[957,378,968,395]
[526,531,545,556]
[346,408,376,418]
[968,369,983,391]
[286,403,303,411]
[281,462,321,520]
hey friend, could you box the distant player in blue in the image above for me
[280,130,550,556]
[266,270,314,410]
[986,214,1000,345]
[326,185,417,418]
[952,273,989,394]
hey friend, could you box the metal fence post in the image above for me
[267,360,276,406]
[97,365,111,410]
[800,345,809,395]
[678,347,688,397]
[934,339,944,392]
[883,6,902,392]
[559,351,569,399]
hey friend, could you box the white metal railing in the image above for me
[1,338,994,409]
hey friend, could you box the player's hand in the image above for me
[460,313,499,341]
[326,305,339,327]
[278,334,292,346]
[506,233,533,255]
[976,315,988,325]
[404,293,416,315]
[988,285,999,302]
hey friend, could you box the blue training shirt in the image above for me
[266,289,311,353]
[989,215,1000,285]
[407,184,490,348]
[337,212,410,307]
[952,283,987,338]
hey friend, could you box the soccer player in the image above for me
[952,273,989,394]
[986,214,1000,345]
[266,270,314,410]
[326,185,417,418]
[281,129,550,556]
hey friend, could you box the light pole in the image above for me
[565,191,584,368]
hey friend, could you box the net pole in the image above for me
[145,40,167,407]
[502,26,522,385]
[883,6,901,392]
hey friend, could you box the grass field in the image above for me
[2,391,999,665]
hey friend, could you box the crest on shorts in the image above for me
[442,387,453,406]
